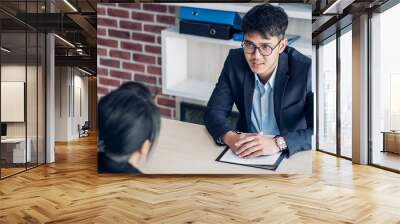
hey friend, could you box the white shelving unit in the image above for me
[162,27,241,101]
[161,4,312,102]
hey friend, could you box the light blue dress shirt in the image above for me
[250,66,280,136]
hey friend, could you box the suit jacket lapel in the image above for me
[274,52,289,131]
[243,69,255,132]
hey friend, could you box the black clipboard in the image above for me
[216,147,286,171]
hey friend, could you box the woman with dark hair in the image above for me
[97,82,160,174]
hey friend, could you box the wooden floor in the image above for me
[1,163,45,178]
[1,167,26,178]
[1,135,400,223]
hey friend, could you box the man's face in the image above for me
[242,32,287,77]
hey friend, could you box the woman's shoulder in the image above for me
[97,152,142,174]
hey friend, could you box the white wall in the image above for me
[1,65,38,138]
[1,65,26,132]
[71,72,89,138]
[1,63,46,164]
[75,70,89,138]
[1,82,25,122]
[55,66,69,141]
[54,67,89,141]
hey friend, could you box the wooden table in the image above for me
[136,119,311,174]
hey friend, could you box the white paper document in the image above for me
[219,149,283,166]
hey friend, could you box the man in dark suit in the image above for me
[204,4,313,158]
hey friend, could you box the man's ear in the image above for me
[279,38,287,54]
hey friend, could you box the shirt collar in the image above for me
[254,62,278,90]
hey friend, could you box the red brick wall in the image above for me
[97,3,177,118]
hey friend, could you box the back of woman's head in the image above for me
[119,81,153,100]
[98,82,160,163]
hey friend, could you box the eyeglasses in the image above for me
[241,39,282,56]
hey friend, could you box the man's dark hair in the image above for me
[241,3,288,39]
[97,82,160,163]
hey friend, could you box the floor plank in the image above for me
[0,134,399,223]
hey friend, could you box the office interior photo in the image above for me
[0,0,97,180]
[1,0,400,223]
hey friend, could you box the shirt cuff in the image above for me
[216,136,226,145]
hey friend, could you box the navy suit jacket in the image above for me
[204,46,313,157]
